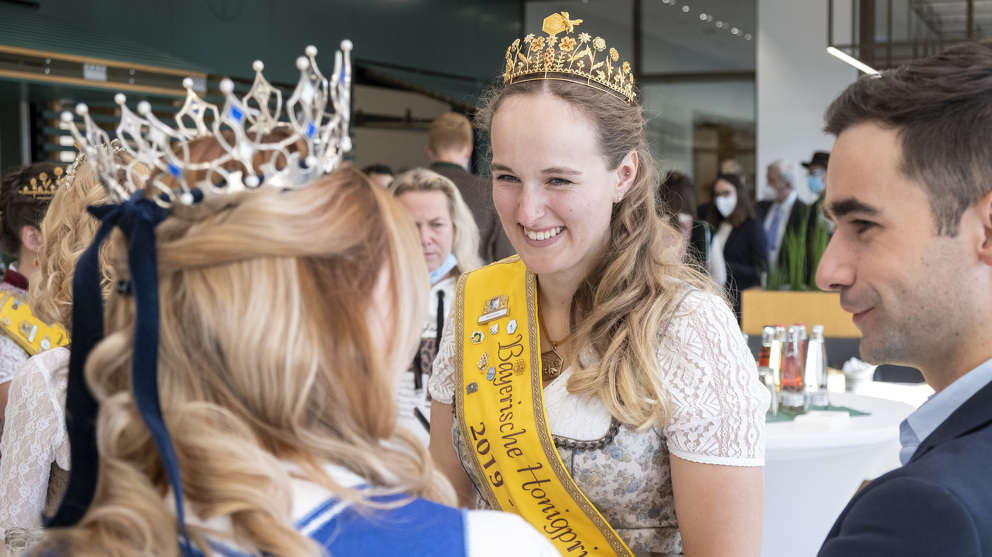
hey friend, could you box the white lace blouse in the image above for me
[429,288,768,466]
[0,347,70,534]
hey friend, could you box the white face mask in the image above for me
[715,195,737,218]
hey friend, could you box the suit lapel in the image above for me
[911,379,992,463]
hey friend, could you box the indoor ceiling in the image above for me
[914,0,992,38]
[524,0,756,74]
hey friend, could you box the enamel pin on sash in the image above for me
[478,295,509,324]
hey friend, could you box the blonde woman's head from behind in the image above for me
[59,145,442,555]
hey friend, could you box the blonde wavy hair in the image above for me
[388,168,483,275]
[44,163,453,556]
[30,155,132,329]
[477,80,721,430]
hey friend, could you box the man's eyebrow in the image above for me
[826,197,881,220]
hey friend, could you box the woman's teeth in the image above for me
[526,226,563,241]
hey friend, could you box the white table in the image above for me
[762,392,915,557]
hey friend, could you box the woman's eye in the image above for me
[548,177,572,186]
[495,174,518,183]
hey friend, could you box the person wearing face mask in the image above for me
[704,173,768,320]
[803,151,830,198]
[389,168,483,445]
[803,151,835,235]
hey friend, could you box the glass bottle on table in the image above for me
[804,325,830,407]
[794,322,808,365]
[780,326,806,413]
[757,326,778,415]
[770,325,786,391]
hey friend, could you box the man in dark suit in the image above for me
[756,159,809,268]
[816,41,992,557]
[427,113,515,264]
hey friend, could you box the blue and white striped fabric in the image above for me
[190,493,467,557]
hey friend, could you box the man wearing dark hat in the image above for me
[803,151,830,199]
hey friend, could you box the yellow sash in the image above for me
[455,256,632,557]
[0,291,69,357]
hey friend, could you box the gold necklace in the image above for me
[538,304,571,382]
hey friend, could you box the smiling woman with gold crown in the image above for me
[429,13,769,557]
[30,43,558,557]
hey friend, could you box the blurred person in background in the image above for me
[427,112,514,264]
[361,163,395,188]
[0,162,65,442]
[657,170,726,285]
[758,159,811,268]
[0,152,123,534]
[703,173,767,320]
[389,168,482,446]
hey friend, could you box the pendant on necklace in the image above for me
[541,348,564,381]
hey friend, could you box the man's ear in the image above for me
[21,225,42,254]
[975,191,992,267]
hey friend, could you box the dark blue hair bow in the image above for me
[47,191,193,555]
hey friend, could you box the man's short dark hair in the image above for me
[824,39,992,236]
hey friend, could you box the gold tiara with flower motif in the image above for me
[504,12,635,104]
[18,167,64,199]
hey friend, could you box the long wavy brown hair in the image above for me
[476,79,720,429]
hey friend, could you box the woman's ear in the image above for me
[21,225,42,254]
[615,150,638,200]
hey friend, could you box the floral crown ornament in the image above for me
[17,167,64,199]
[504,12,636,104]
[47,42,354,557]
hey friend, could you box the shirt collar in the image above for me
[773,189,798,212]
[900,357,992,464]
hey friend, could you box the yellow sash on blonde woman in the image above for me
[455,256,632,557]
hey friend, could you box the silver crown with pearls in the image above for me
[60,41,353,207]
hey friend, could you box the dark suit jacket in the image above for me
[721,216,767,320]
[430,162,515,264]
[818,379,992,557]
[756,198,810,266]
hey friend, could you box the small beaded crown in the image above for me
[504,12,635,103]
[18,167,63,199]
[59,41,353,208]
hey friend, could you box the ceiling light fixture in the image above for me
[826,46,879,75]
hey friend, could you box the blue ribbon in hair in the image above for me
[47,191,193,555]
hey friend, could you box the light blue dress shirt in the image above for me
[899,357,992,465]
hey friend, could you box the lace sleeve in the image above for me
[0,335,29,384]
[658,290,769,466]
[0,364,60,532]
[428,311,457,405]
